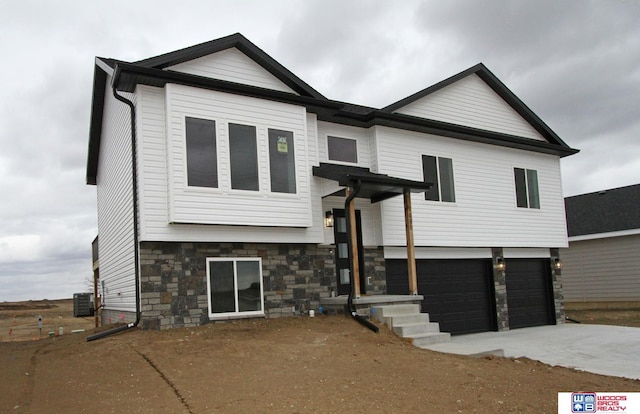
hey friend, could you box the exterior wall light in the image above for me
[324,210,334,228]
[552,256,563,271]
[493,256,506,272]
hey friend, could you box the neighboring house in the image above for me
[86,33,578,334]
[562,184,640,308]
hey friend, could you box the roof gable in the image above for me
[565,184,640,237]
[383,64,570,147]
[166,47,298,94]
[134,33,324,99]
[390,73,546,141]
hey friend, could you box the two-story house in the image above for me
[87,33,578,335]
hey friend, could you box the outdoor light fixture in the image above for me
[552,256,563,271]
[493,256,506,272]
[324,210,334,228]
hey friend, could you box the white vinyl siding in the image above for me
[503,248,551,258]
[136,85,169,242]
[384,247,550,259]
[561,234,640,302]
[373,126,568,248]
[96,77,137,312]
[165,84,312,227]
[136,86,324,244]
[384,246,492,259]
[394,74,546,141]
[167,48,297,94]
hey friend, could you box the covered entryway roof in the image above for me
[312,163,432,203]
[313,162,433,299]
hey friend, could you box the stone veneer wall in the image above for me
[491,248,509,331]
[550,248,566,324]
[139,241,386,330]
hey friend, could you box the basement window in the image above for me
[206,258,264,319]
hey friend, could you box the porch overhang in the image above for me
[312,163,432,202]
[314,162,430,298]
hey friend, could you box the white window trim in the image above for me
[182,116,302,197]
[227,121,262,193]
[326,135,359,165]
[182,115,223,192]
[206,257,264,320]
[266,128,298,195]
[513,166,541,210]
[422,154,456,203]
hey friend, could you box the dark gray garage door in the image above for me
[386,259,496,335]
[505,259,555,329]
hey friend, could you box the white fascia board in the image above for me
[384,246,492,260]
[569,228,640,242]
[95,57,114,76]
[503,247,550,258]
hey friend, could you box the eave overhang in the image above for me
[86,61,110,185]
[86,57,579,187]
[112,62,580,159]
[358,111,580,158]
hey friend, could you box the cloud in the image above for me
[0,258,91,302]
[0,0,638,301]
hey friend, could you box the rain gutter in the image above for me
[87,67,141,341]
[344,179,379,333]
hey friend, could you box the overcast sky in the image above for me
[1,0,638,302]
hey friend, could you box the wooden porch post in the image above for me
[346,187,361,298]
[404,190,418,295]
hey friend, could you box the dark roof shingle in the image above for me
[565,184,640,237]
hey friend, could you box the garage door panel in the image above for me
[506,259,555,329]
[386,259,496,335]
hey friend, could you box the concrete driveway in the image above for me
[422,324,640,380]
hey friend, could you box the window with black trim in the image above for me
[328,136,357,163]
[229,123,259,191]
[185,117,218,188]
[514,168,540,209]
[268,129,296,193]
[422,155,455,202]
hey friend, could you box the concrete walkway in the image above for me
[422,324,640,380]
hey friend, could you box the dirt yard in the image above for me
[565,307,640,328]
[0,299,95,342]
[2,301,640,413]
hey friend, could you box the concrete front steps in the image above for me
[372,304,451,348]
